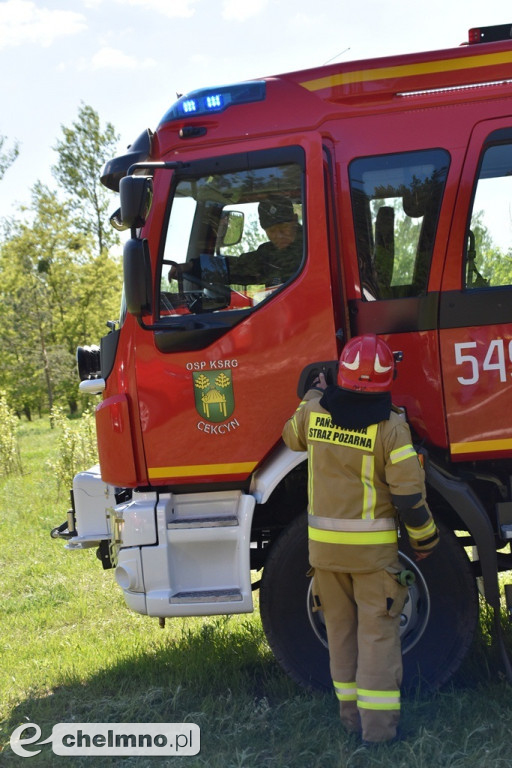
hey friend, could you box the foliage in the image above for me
[0,394,22,475]
[470,211,512,288]
[0,134,19,180]
[0,420,511,767]
[0,107,122,418]
[46,406,98,492]
[52,103,120,257]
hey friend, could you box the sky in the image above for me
[0,0,511,218]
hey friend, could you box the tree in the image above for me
[52,103,120,257]
[0,134,19,181]
[0,184,122,417]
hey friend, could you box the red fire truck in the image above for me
[53,24,512,690]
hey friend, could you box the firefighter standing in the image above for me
[281,334,439,745]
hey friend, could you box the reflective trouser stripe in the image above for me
[390,444,417,464]
[333,681,357,702]
[357,689,401,711]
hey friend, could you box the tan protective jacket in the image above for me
[282,389,437,573]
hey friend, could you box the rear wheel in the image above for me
[259,513,478,691]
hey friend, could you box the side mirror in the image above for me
[119,176,153,230]
[123,238,153,317]
[217,210,244,248]
[109,208,129,232]
[100,128,153,192]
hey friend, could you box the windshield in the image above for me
[158,152,304,318]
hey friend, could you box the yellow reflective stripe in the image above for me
[333,681,357,701]
[451,437,512,455]
[361,454,376,519]
[308,515,396,533]
[390,444,417,464]
[357,689,400,711]
[148,462,257,479]
[299,50,512,92]
[406,518,437,541]
[308,444,314,512]
[309,527,397,545]
[288,400,307,439]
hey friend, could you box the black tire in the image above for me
[259,513,478,692]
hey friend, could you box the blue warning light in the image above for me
[159,81,266,126]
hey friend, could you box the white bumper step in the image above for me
[118,489,255,617]
[170,588,243,604]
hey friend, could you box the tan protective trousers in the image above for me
[313,567,408,743]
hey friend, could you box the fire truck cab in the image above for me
[55,25,512,690]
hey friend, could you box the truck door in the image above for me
[440,119,512,461]
[132,141,339,486]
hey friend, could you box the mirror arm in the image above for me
[126,160,186,175]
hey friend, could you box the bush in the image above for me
[47,406,98,492]
[0,395,22,475]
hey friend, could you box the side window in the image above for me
[465,142,512,289]
[158,156,303,319]
[349,150,450,300]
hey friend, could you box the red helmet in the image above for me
[337,334,395,392]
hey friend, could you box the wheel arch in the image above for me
[425,458,500,608]
[250,442,307,505]
[249,444,308,569]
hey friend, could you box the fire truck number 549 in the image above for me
[454,339,512,385]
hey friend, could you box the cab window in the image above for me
[465,142,512,289]
[158,150,304,319]
[349,149,449,299]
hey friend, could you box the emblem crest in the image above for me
[193,370,235,423]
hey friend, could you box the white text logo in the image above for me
[10,722,200,757]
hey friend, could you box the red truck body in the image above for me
[57,26,512,690]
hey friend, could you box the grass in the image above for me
[0,418,511,767]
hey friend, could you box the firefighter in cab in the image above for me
[282,334,439,745]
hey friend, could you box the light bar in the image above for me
[159,81,266,125]
[468,23,512,44]
[398,79,512,98]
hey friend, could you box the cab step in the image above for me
[167,515,238,529]
[169,588,242,604]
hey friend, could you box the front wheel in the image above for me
[259,514,478,691]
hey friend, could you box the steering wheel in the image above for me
[168,260,204,292]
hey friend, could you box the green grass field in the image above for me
[0,418,511,767]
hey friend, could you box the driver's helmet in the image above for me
[337,334,395,392]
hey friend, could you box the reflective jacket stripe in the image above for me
[361,454,376,519]
[308,444,314,511]
[290,400,307,439]
[308,527,398,545]
[357,688,400,711]
[333,681,357,701]
[406,517,438,541]
[390,444,417,464]
[308,515,396,532]
[308,513,397,545]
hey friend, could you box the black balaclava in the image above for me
[319,385,392,430]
